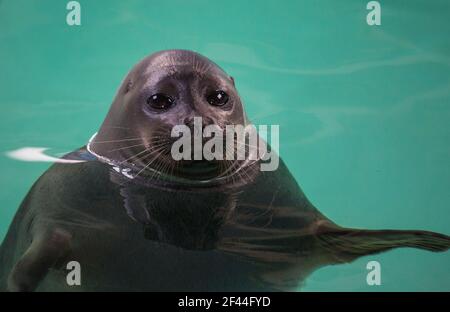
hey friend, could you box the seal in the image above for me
[0,50,449,291]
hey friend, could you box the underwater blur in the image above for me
[0,0,449,291]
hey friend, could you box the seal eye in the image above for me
[207,90,229,107]
[147,93,174,110]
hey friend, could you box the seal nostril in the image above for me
[183,118,194,130]
[183,116,215,128]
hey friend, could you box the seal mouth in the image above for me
[87,132,260,189]
[175,159,221,181]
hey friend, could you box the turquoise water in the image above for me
[0,0,449,291]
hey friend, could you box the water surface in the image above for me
[0,0,449,291]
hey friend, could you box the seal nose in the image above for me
[183,116,215,130]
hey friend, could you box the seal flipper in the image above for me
[8,229,71,292]
[315,225,450,264]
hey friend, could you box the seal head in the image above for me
[89,50,257,187]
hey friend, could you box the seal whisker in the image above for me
[118,148,152,164]
[128,145,167,167]
[134,148,167,178]
[107,142,147,153]
[146,151,171,180]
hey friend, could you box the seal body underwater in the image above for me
[0,50,449,291]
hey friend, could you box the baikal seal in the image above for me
[0,50,449,291]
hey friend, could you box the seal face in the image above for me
[89,50,258,188]
[0,50,449,292]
